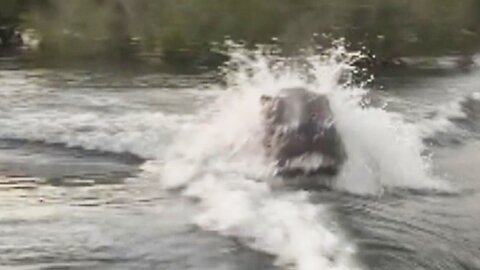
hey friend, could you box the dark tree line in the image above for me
[1,0,479,67]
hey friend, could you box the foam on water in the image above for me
[0,111,193,159]
[152,45,450,270]
[419,97,469,137]
[418,91,480,140]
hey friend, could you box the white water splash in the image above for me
[418,91,480,140]
[185,176,358,270]
[154,45,449,270]
[418,97,469,137]
[330,90,447,194]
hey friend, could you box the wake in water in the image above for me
[147,44,450,270]
[420,92,480,145]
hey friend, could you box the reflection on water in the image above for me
[0,172,275,270]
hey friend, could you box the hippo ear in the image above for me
[260,95,273,105]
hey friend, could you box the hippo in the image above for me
[260,87,346,176]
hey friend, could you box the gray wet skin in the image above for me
[260,87,346,175]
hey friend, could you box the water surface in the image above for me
[1,58,480,270]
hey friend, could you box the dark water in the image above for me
[0,58,480,270]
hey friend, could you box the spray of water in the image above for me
[419,91,480,139]
[149,44,449,270]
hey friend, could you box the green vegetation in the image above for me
[1,0,479,67]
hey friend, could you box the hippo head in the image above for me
[260,87,346,176]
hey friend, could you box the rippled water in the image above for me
[1,52,480,270]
